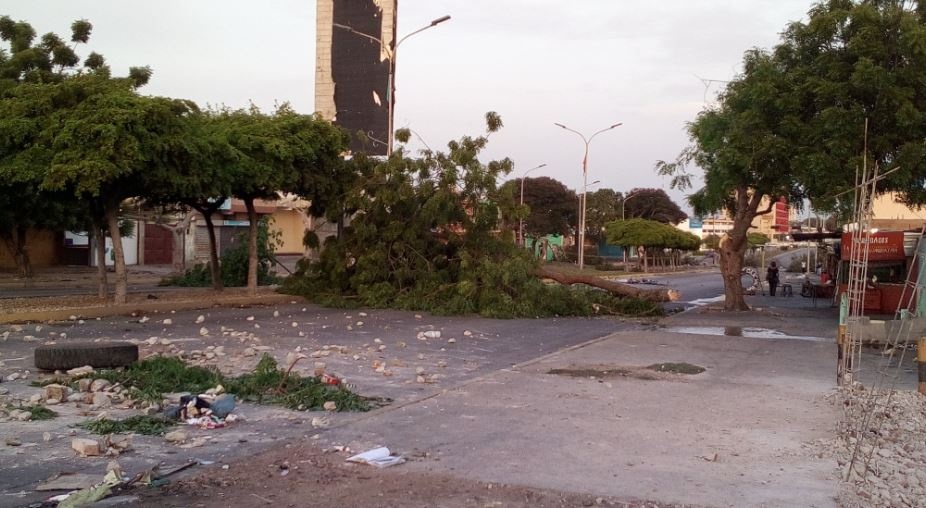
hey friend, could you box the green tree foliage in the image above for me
[605,218,700,272]
[621,188,688,224]
[774,0,926,208]
[747,232,770,247]
[216,104,349,295]
[284,114,649,318]
[162,217,281,288]
[658,1,926,310]
[44,82,192,304]
[584,188,621,244]
[657,49,805,310]
[500,176,577,240]
[0,17,112,279]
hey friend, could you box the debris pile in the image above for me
[825,387,926,507]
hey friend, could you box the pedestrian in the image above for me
[767,261,780,296]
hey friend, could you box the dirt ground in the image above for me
[135,442,683,508]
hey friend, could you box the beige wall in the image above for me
[0,230,63,269]
[871,192,925,221]
[271,209,305,255]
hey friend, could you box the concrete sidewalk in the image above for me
[317,321,840,507]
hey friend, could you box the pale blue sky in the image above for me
[1,1,814,211]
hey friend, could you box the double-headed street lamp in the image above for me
[554,122,622,270]
[334,15,451,156]
[518,163,547,247]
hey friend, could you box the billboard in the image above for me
[315,0,396,156]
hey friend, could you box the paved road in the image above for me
[0,303,634,507]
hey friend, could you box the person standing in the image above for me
[767,261,780,296]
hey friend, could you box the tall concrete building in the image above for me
[315,0,397,155]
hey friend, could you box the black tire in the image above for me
[34,342,139,371]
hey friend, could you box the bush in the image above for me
[161,217,282,287]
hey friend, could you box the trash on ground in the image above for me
[35,473,98,492]
[56,468,122,508]
[346,447,406,468]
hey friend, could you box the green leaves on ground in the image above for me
[77,415,174,436]
[225,355,374,411]
[90,355,374,412]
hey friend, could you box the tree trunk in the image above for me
[202,212,223,292]
[244,197,259,296]
[166,211,194,274]
[719,229,750,311]
[537,266,679,302]
[2,227,34,280]
[105,205,128,305]
[93,220,108,300]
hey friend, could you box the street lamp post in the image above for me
[333,15,451,156]
[554,122,622,270]
[518,163,547,248]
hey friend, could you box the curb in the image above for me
[0,293,303,324]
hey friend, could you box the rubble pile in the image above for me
[832,387,926,507]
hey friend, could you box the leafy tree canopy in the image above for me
[622,188,688,224]
[605,218,700,251]
[584,188,621,243]
[499,176,576,238]
[747,232,770,247]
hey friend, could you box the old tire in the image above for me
[34,342,139,371]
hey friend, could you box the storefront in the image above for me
[836,231,921,314]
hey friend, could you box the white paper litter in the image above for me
[346,447,406,468]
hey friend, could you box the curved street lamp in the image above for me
[333,15,451,156]
[554,122,622,270]
[518,163,547,247]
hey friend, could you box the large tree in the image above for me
[0,17,101,279]
[659,0,926,311]
[658,49,799,310]
[605,218,700,272]
[500,176,577,242]
[584,188,621,244]
[44,80,193,304]
[219,104,348,295]
[141,110,235,291]
[621,188,688,224]
[776,0,926,208]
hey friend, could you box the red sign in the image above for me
[841,232,905,261]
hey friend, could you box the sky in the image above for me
[1,1,815,213]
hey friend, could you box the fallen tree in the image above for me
[536,266,679,302]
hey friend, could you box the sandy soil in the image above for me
[135,442,683,508]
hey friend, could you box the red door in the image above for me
[144,224,174,265]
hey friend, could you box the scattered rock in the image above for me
[9,409,32,421]
[43,432,52,442]
[72,438,101,457]
[311,416,329,428]
[67,365,94,377]
[90,379,112,392]
[77,378,93,392]
[162,319,172,325]
[195,315,205,324]
[243,347,256,357]
[92,392,111,408]
[273,310,280,318]
[6,437,22,447]
[164,430,187,443]
[463,330,472,336]
[323,401,337,412]
[199,327,209,336]
[447,338,457,344]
